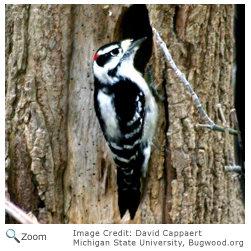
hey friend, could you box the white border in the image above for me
[2,2,249,250]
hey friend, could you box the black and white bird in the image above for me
[93,37,158,219]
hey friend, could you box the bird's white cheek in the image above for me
[104,57,120,71]
[93,59,120,84]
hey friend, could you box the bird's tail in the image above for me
[117,168,141,220]
[118,188,141,220]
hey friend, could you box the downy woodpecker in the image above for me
[93,37,158,219]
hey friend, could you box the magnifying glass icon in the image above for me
[6,229,20,243]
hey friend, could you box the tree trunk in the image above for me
[5,4,244,224]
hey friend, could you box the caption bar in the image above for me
[72,229,244,248]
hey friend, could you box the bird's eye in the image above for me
[110,48,120,56]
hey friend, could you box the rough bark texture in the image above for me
[5,4,73,223]
[5,4,244,224]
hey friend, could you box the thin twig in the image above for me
[5,199,40,224]
[152,27,237,136]
[230,109,244,177]
[217,104,234,166]
[225,165,242,173]
[196,123,238,135]
[230,109,243,155]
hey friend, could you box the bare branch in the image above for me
[152,27,237,136]
[230,109,243,154]
[225,165,242,173]
[217,104,234,166]
[5,199,40,224]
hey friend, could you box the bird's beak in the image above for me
[128,37,147,51]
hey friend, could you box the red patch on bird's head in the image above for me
[93,53,98,61]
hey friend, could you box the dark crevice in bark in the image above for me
[114,4,153,73]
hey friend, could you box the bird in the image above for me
[92,37,158,219]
